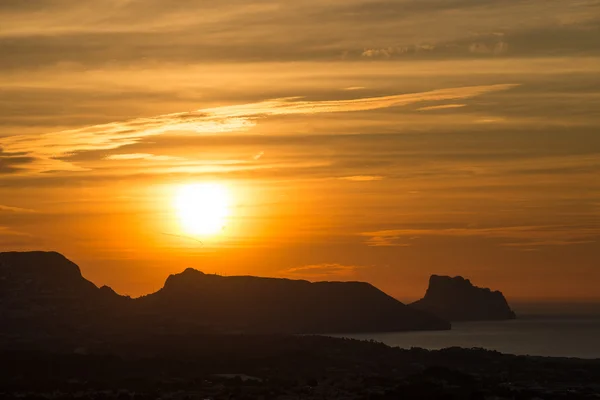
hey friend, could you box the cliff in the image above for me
[410,275,516,322]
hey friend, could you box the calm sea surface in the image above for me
[334,316,600,359]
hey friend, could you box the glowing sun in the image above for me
[174,183,230,235]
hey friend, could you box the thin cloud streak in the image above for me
[418,104,467,111]
[0,84,518,174]
[0,204,36,213]
[0,226,31,237]
[106,153,182,161]
[280,263,366,280]
[339,175,384,181]
[361,225,600,247]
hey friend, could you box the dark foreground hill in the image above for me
[2,335,600,399]
[411,275,517,322]
[0,251,449,339]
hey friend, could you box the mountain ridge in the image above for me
[137,267,451,333]
[0,251,450,338]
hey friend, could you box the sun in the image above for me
[174,183,230,236]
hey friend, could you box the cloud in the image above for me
[0,204,36,213]
[418,104,466,111]
[201,84,517,116]
[360,37,508,60]
[0,226,36,247]
[1,115,254,173]
[0,146,35,174]
[363,232,414,247]
[356,20,600,61]
[280,263,366,280]
[362,44,436,58]
[361,225,600,248]
[1,0,598,70]
[469,41,509,55]
[0,83,518,174]
[0,225,31,237]
[339,175,383,181]
[105,153,182,161]
[253,151,264,160]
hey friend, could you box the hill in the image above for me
[410,275,516,321]
[0,251,130,338]
[135,267,450,333]
[2,336,600,399]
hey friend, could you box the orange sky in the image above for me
[1,0,600,302]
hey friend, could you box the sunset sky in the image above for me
[1,0,600,302]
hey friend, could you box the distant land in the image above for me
[0,251,449,343]
[411,275,517,322]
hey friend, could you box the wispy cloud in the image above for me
[362,44,436,58]
[339,175,383,181]
[0,146,35,174]
[470,40,509,55]
[201,84,517,117]
[361,225,600,248]
[1,115,252,172]
[280,263,366,280]
[418,104,467,111]
[363,233,414,247]
[0,226,31,237]
[0,0,597,67]
[0,84,518,174]
[0,204,36,213]
[105,153,182,161]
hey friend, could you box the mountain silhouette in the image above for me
[0,251,125,302]
[0,251,130,339]
[410,275,516,322]
[0,251,449,340]
[135,268,450,333]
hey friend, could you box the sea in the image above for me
[334,307,600,359]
